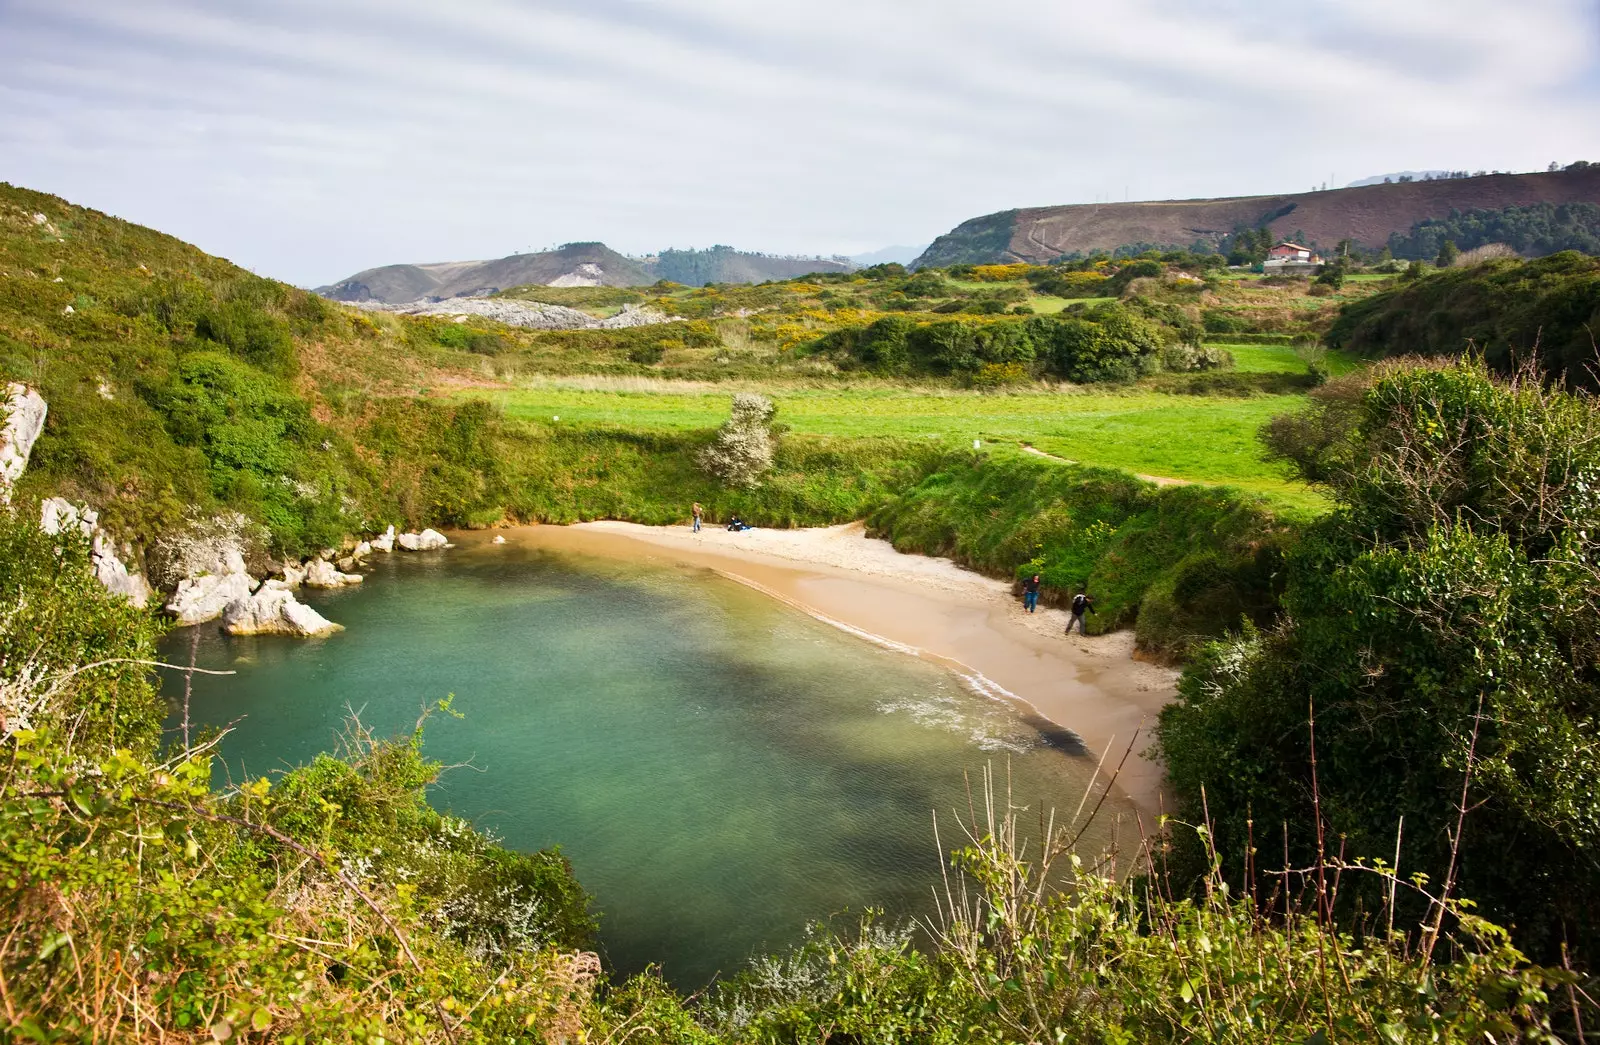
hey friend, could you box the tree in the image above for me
[696,393,778,488]
[1436,238,1461,268]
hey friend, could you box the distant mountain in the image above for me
[317,243,855,302]
[315,243,653,302]
[849,244,928,267]
[1346,171,1453,188]
[913,168,1600,268]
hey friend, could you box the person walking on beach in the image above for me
[1022,573,1041,613]
[1067,591,1095,635]
[692,502,703,533]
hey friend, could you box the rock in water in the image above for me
[279,560,307,588]
[166,572,256,625]
[305,558,363,588]
[398,528,449,551]
[370,525,396,553]
[492,535,507,544]
[0,383,47,504]
[222,587,342,637]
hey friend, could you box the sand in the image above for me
[494,521,1179,817]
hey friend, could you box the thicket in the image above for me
[1326,252,1600,388]
[1161,359,1600,965]
[809,304,1172,383]
[866,451,1293,657]
[1388,202,1600,260]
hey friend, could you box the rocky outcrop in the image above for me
[398,528,449,551]
[0,383,47,504]
[167,572,255,625]
[348,296,679,332]
[222,587,342,637]
[304,558,362,588]
[39,497,152,607]
[371,526,396,553]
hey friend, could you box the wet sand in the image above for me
[484,521,1178,817]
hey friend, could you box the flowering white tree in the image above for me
[697,393,777,488]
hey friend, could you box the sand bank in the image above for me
[491,521,1178,816]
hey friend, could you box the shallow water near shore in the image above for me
[161,533,1136,986]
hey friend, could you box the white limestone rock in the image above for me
[492,535,507,544]
[222,587,342,637]
[40,497,151,607]
[304,558,363,588]
[166,572,255,626]
[279,560,306,588]
[370,525,396,553]
[352,540,372,558]
[0,383,47,504]
[398,528,449,551]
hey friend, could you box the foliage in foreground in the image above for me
[1161,359,1600,965]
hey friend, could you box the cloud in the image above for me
[2,0,1596,284]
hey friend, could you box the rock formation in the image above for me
[398,528,449,551]
[304,558,363,588]
[167,572,256,625]
[0,383,47,505]
[371,525,396,553]
[222,587,342,637]
[38,497,152,607]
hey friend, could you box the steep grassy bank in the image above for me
[867,450,1294,657]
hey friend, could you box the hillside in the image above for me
[320,243,856,302]
[315,242,655,301]
[916,167,1600,266]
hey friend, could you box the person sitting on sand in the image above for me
[692,502,704,533]
[1067,591,1095,634]
[726,515,749,532]
[1022,573,1041,613]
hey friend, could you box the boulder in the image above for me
[352,540,372,558]
[279,560,307,588]
[370,525,396,553]
[222,587,342,637]
[492,535,507,544]
[398,528,449,551]
[166,572,256,625]
[305,558,363,588]
[94,544,152,607]
[1,384,48,504]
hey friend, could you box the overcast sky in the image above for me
[3,1,1599,286]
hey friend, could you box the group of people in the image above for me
[691,503,751,533]
[1021,573,1095,635]
[690,504,1096,637]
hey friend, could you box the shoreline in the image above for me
[485,521,1179,817]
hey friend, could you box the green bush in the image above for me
[1161,359,1600,962]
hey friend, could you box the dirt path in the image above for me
[1019,443,1191,487]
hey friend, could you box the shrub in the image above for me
[697,393,779,488]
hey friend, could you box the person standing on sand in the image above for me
[1067,591,1095,635]
[692,502,703,533]
[1022,574,1041,613]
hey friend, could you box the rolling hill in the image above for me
[318,243,855,302]
[915,167,1600,267]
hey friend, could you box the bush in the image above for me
[697,393,779,488]
[1163,359,1600,961]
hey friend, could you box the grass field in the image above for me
[461,342,1340,511]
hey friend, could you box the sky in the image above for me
[3,0,1599,287]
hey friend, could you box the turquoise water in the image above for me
[160,535,1128,986]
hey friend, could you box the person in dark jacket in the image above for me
[1067,591,1095,635]
[1022,574,1042,613]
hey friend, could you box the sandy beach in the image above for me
[493,520,1179,816]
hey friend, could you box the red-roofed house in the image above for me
[1263,241,1324,272]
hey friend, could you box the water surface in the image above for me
[162,535,1131,985]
